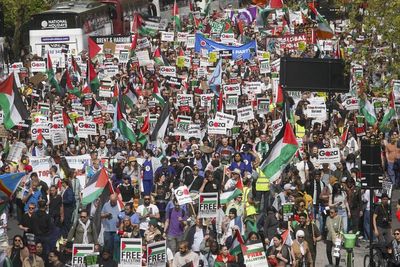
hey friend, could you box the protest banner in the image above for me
[159,66,176,77]
[237,106,254,122]
[72,244,94,267]
[161,31,175,42]
[66,154,91,187]
[120,238,142,267]
[220,33,235,44]
[177,32,189,42]
[306,104,327,119]
[188,124,201,137]
[344,97,359,110]
[147,241,166,267]
[245,82,262,94]
[175,115,191,136]
[215,112,235,128]
[225,94,238,110]
[208,119,228,135]
[200,94,214,107]
[318,148,340,164]
[242,241,268,267]
[282,202,294,221]
[259,59,271,74]
[31,122,51,140]
[257,98,270,114]
[7,142,25,162]
[177,94,194,107]
[75,121,97,138]
[194,33,256,60]
[199,193,218,218]
[30,157,51,185]
[223,83,241,95]
[174,186,192,205]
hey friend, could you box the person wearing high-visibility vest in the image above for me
[252,161,272,212]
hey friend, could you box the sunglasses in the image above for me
[14,239,22,242]
[144,198,151,201]
[298,236,304,238]
[29,207,35,210]
[80,216,87,219]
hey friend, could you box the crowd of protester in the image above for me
[0,0,399,266]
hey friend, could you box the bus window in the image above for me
[108,5,117,20]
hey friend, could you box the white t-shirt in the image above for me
[0,213,7,236]
[192,227,204,252]
[137,204,159,230]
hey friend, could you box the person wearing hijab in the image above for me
[291,230,313,267]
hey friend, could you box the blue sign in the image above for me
[194,33,256,60]
[41,37,70,43]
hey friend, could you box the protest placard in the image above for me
[159,66,176,77]
[215,112,235,128]
[147,241,166,267]
[282,202,294,221]
[237,106,254,122]
[223,83,241,95]
[200,94,214,107]
[30,61,46,72]
[344,97,359,110]
[31,122,52,140]
[306,104,327,119]
[225,94,238,110]
[177,94,194,107]
[259,59,271,74]
[161,31,175,42]
[257,98,270,114]
[174,185,192,205]
[242,241,268,267]
[72,244,94,267]
[120,238,142,267]
[175,115,191,136]
[75,121,97,138]
[318,148,340,164]
[207,119,228,135]
[199,193,218,218]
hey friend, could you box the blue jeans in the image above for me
[364,210,371,240]
[388,162,396,185]
[103,231,116,253]
[338,208,348,233]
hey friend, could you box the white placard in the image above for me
[174,185,192,205]
[215,112,235,128]
[186,34,195,48]
[75,121,97,137]
[159,66,176,77]
[306,104,327,119]
[220,33,235,44]
[318,148,341,163]
[177,32,189,42]
[260,59,271,74]
[207,119,228,135]
[30,61,46,72]
[161,31,175,42]
[237,106,254,122]
[200,94,214,107]
[223,83,241,95]
[344,97,359,111]
[177,94,194,107]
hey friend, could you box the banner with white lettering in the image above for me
[147,241,166,267]
[120,238,142,267]
[72,244,94,267]
[199,193,218,218]
[237,106,254,122]
[318,148,340,164]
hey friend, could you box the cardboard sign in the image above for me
[220,33,235,44]
[271,119,284,138]
[207,119,228,135]
[199,193,218,218]
[237,106,254,122]
[245,82,262,94]
[120,238,142,267]
[31,122,52,140]
[72,244,94,267]
[306,104,327,119]
[161,31,175,42]
[174,185,192,205]
[344,97,359,110]
[177,94,194,107]
[175,115,191,136]
[187,124,201,137]
[318,148,340,164]
[200,94,214,107]
[242,241,268,266]
[177,32,189,42]
[30,61,46,72]
[186,34,195,48]
[7,142,25,162]
[147,241,166,267]
[259,59,271,74]
[257,98,270,114]
[215,112,235,128]
[75,121,97,137]
[223,83,241,95]
[225,94,238,110]
[159,66,176,77]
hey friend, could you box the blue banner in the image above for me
[194,33,256,60]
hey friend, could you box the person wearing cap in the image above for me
[123,156,141,183]
[224,168,241,192]
[291,229,313,267]
[373,193,392,245]
[144,218,161,243]
[273,183,294,213]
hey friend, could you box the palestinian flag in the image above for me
[73,245,94,257]
[114,101,137,143]
[260,121,298,182]
[137,113,149,146]
[0,74,29,129]
[341,125,349,143]
[274,84,284,107]
[269,0,283,8]
[46,52,62,96]
[200,193,217,204]
[89,97,102,115]
[71,55,81,75]
[81,168,109,206]
[308,4,334,40]
[150,102,170,142]
[147,241,166,264]
[121,239,141,253]
[281,229,293,246]
[379,90,396,132]
[220,177,243,205]
[359,95,377,126]
[60,69,80,97]
[88,62,100,94]
[172,0,181,31]
[229,229,244,256]
[123,85,138,109]
[152,79,165,106]
[153,47,164,66]
[88,37,101,60]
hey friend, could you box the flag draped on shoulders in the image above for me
[220,177,243,204]
[260,121,298,182]
[0,74,29,129]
